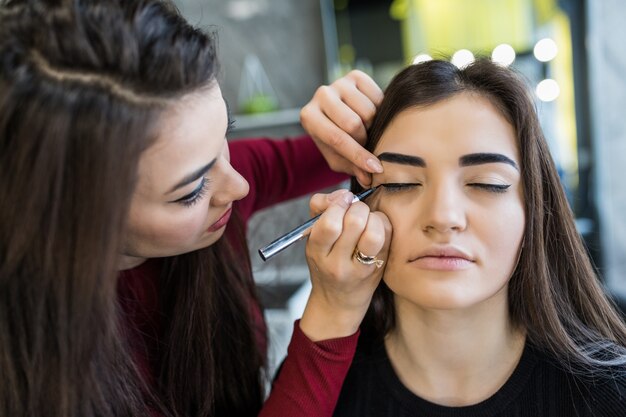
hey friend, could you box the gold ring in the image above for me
[353,248,384,268]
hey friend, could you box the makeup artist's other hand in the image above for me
[301,70,384,187]
[300,189,391,341]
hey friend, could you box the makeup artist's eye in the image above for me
[174,177,212,207]
[468,183,511,194]
[381,183,421,193]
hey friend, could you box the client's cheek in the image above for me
[381,237,404,281]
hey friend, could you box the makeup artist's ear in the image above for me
[301,70,384,187]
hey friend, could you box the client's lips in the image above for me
[207,208,232,232]
[410,246,475,271]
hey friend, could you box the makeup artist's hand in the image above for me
[301,70,384,187]
[300,189,391,341]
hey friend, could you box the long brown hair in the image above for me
[353,59,626,373]
[0,0,263,415]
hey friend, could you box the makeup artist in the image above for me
[0,0,390,416]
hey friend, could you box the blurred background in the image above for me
[174,0,626,374]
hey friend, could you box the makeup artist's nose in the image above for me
[420,183,466,234]
[210,161,249,207]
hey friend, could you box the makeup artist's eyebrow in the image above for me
[459,153,518,170]
[378,152,426,167]
[167,158,217,194]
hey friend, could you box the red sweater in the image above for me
[118,136,357,416]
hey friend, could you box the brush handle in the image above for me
[258,187,377,261]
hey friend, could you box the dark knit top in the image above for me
[334,335,626,417]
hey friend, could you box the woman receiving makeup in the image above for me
[0,0,390,416]
[307,59,626,416]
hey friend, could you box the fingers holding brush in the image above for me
[305,190,354,255]
[300,188,392,341]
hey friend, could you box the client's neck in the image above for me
[385,286,526,407]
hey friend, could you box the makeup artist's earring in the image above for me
[353,248,384,268]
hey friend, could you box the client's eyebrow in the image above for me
[167,158,217,194]
[378,151,518,171]
[378,152,426,167]
[460,153,518,170]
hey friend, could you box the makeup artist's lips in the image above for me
[207,208,232,232]
[409,247,475,271]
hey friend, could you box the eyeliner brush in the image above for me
[258,187,378,262]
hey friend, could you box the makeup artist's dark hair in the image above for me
[352,58,626,372]
[0,0,263,416]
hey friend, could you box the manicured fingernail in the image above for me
[367,158,383,173]
[342,192,354,205]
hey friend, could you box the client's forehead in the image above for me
[374,93,519,163]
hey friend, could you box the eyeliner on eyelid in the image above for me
[381,183,421,187]
[380,182,512,195]
[380,183,421,193]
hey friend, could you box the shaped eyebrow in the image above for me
[460,153,519,171]
[378,152,426,167]
[167,158,217,195]
[377,151,518,171]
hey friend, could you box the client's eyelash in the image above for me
[175,177,212,207]
[381,182,510,194]
[381,183,421,193]
[468,183,511,193]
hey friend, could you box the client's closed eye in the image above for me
[381,183,422,193]
[467,183,511,193]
